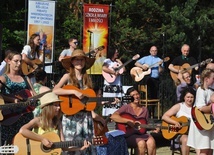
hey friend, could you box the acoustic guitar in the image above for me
[130,57,170,82]
[170,58,213,83]
[0,92,39,126]
[191,106,213,130]
[0,145,19,154]
[0,88,52,126]
[161,116,189,140]
[21,58,43,75]
[102,54,140,83]
[59,85,133,115]
[93,114,111,136]
[13,132,108,155]
[116,113,152,137]
[116,114,189,139]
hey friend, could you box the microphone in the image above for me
[87,30,93,33]
[197,36,201,41]
[162,32,165,37]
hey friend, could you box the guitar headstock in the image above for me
[163,57,170,62]
[122,95,134,102]
[0,145,19,154]
[96,45,105,51]
[92,136,108,146]
[205,58,213,64]
[132,54,140,61]
[200,58,213,66]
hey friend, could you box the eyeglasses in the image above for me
[184,76,191,79]
[73,42,78,45]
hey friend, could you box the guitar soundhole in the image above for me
[41,144,51,153]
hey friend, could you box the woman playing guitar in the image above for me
[53,49,105,155]
[111,87,156,155]
[102,48,124,117]
[0,50,36,145]
[162,87,197,155]
[21,33,43,83]
[187,69,214,154]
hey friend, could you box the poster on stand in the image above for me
[83,4,110,74]
[28,0,55,73]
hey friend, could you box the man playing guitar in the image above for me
[134,46,164,118]
[168,44,198,82]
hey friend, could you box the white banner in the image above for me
[28,0,55,73]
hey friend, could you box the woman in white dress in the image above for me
[162,87,196,155]
[187,69,214,155]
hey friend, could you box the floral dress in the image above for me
[1,74,34,145]
[32,83,42,117]
[62,80,96,155]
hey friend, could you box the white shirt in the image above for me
[0,60,7,76]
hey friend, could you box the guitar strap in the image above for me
[0,79,13,93]
[22,75,31,90]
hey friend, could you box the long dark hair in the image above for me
[28,33,40,57]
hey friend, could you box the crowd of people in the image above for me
[0,33,213,155]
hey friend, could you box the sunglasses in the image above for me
[73,42,78,45]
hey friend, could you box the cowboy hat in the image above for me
[61,49,95,72]
[39,92,62,108]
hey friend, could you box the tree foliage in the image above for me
[0,0,213,61]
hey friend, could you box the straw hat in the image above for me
[61,49,95,72]
[39,92,62,108]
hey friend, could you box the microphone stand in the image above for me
[161,32,166,117]
[88,31,93,74]
[198,36,202,74]
[42,44,46,71]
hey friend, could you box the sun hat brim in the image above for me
[61,49,95,72]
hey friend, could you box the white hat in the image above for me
[39,92,62,108]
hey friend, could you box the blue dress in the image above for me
[1,74,33,145]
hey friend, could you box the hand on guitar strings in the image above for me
[126,120,135,129]
[172,121,182,129]
[80,140,91,151]
[101,97,121,105]
[42,138,53,148]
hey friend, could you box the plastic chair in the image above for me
[138,85,160,119]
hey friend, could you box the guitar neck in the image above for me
[185,63,199,71]
[52,140,85,149]
[0,100,38,110]
[87,97,114,103]
[116,59,133,71]
[148,61,162,69]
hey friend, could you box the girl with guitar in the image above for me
[102,48,124,117]
[53,49,104,155]
[18,92,90,154]
[111,87,156,155]
[162,87,197,155]
[21,33,43,83]
[0,50,36,145]
[187,69,214,155]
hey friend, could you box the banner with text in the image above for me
[83,4,109,74]
[28,0,55,73]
